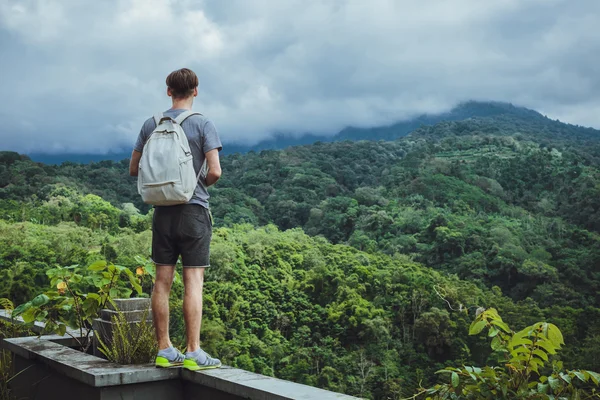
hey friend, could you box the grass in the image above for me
[96,306,157,365]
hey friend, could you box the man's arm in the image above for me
[204,148,221,186]
[129,150,142,176]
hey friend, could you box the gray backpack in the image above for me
[137,111,203,206]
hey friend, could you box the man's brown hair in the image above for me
[166,68,198,99]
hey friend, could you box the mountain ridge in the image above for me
[27,100,582,165]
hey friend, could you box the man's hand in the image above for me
[129,150,142,176]
[204,148,221,186]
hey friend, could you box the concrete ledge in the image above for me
[182,366,358,400]
[0,309,91,348]
[2,336,180,386]
[2,334,361,399]
[0,309,45,333]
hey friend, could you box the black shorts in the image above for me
[152,204,212,267]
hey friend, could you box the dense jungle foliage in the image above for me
[1,103,599,398]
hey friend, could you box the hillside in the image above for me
[2,108,600,398]
[28,100,588,164]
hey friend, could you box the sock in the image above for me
[186,348,207,364]
[157,346,178,360]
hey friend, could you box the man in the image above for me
[129,68,222,370]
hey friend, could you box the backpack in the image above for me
[137,111,203,206]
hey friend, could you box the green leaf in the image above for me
[533,349,549,361]
[451,372,459,388]
[118,288,133,299]
[559,373,571,384]
[13,302,32,317]
[536,340,558,355]
[114,265,127,273]
[435,369,454,374]
[69,274,83,284]
[488,327,499,337]
[35,310,48,322]
[88,260,107,272]
[529,358,544,374]
[512,347,530,354]
[574,371,587,382]
[57,324,67,336]
[86,293,101,302]
[547,324,564,347]
[510,337,533,348]
[128,275,143,295]
[46,268,58,278]
[587,370,600,385]
[547,376,560,391]
[21,307,38,323]
[82,297,99,315]
[31,294,50,307]
[491,336,502,351]
[469,320,487,335]
[490,320,511,333]
[513,327,531,342]
[134,255,148,264]
[100,278,112,286]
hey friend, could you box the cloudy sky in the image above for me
[0,0,599,154]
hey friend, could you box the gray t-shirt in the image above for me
[134,109,222,209]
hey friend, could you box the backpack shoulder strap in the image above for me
[153,113,164,127]
[174,111,202,125]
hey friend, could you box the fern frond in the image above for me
[0,298,14,311]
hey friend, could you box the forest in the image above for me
[1,104,600,398]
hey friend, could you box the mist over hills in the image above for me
[29,101,592,165]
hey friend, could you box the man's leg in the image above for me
[183,267,205,353]
[180,205,220,370]
[152,264,176,350]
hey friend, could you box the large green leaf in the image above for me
[35,310,48,322]
[573,371,587,382]
[118,287,133,299]
[559,372,571,384]
[490,320,511,333]
[88,260,107,272]
[547,324,564,347]
[82,297,99,315]
[587,370,600,385]
[109,288,119,299]
[128,275,142,295]
[491,336,503,351]
[31,294,50,307]
[469,320,487,335]
[451,372,460,388]
[21,307,38,323]
[12,302,32,317]
[532,349,549,362]
[509,337,533,348]
[86,293,101,301]
[536,340,558,355]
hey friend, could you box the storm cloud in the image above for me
[0,0,599,153]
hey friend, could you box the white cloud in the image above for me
[0,0,599,153]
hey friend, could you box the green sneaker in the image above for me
[155,347,185,368]
[183,349,222,371]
